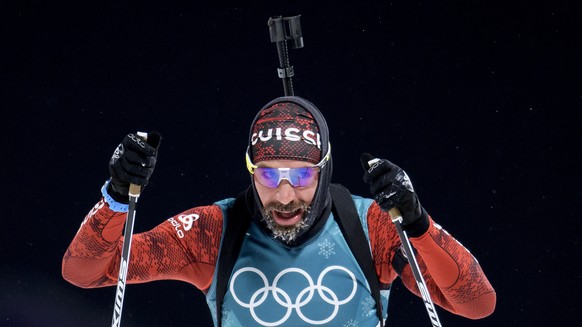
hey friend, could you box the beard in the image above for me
[262,200,310,243]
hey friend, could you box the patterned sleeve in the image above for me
[366,202,496,319]
[62,198,224,292]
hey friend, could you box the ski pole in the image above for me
[368,159,443,327]
[389,208,443,327]
[111,132,147,327]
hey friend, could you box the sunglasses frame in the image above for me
[245,143,331,188]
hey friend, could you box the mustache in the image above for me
[263,201,309,213]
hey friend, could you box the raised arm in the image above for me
[362,154,496,319]
[62,194,224,291]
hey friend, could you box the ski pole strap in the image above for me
[330,184,384,327]
[389,208,443,327]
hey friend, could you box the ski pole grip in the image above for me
[129,184,141,197]
[389,208,403,223]
[127,131,148,198]
[367,158,403,223]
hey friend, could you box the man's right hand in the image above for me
[108,132,162,203]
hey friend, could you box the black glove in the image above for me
[108,132,162,203]
[361,153,429,236]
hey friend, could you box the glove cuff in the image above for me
[101,180,129,212]
[402,206,429,237]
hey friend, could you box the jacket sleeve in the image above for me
[367,202,496,319]
[62,196,224,292]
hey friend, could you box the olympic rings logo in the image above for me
[229,265,357,326]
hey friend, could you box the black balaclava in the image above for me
[245,96,333,245]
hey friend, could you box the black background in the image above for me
[1,1,580,326]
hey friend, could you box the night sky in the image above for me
[1,1,580,326]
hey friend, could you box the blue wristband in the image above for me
[101,180,129,212]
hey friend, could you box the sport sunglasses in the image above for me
[245,143,331,188]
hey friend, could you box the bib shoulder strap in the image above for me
[330,183,384,326]
[215,190,252,327]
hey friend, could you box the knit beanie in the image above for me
[250,102,321,164]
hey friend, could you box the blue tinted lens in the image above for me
[289,167,317,187]
[254,167,318,188]
[256,168,280,188]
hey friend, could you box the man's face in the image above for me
[253,159,319,242]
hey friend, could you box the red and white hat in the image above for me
[250,101,322,164]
